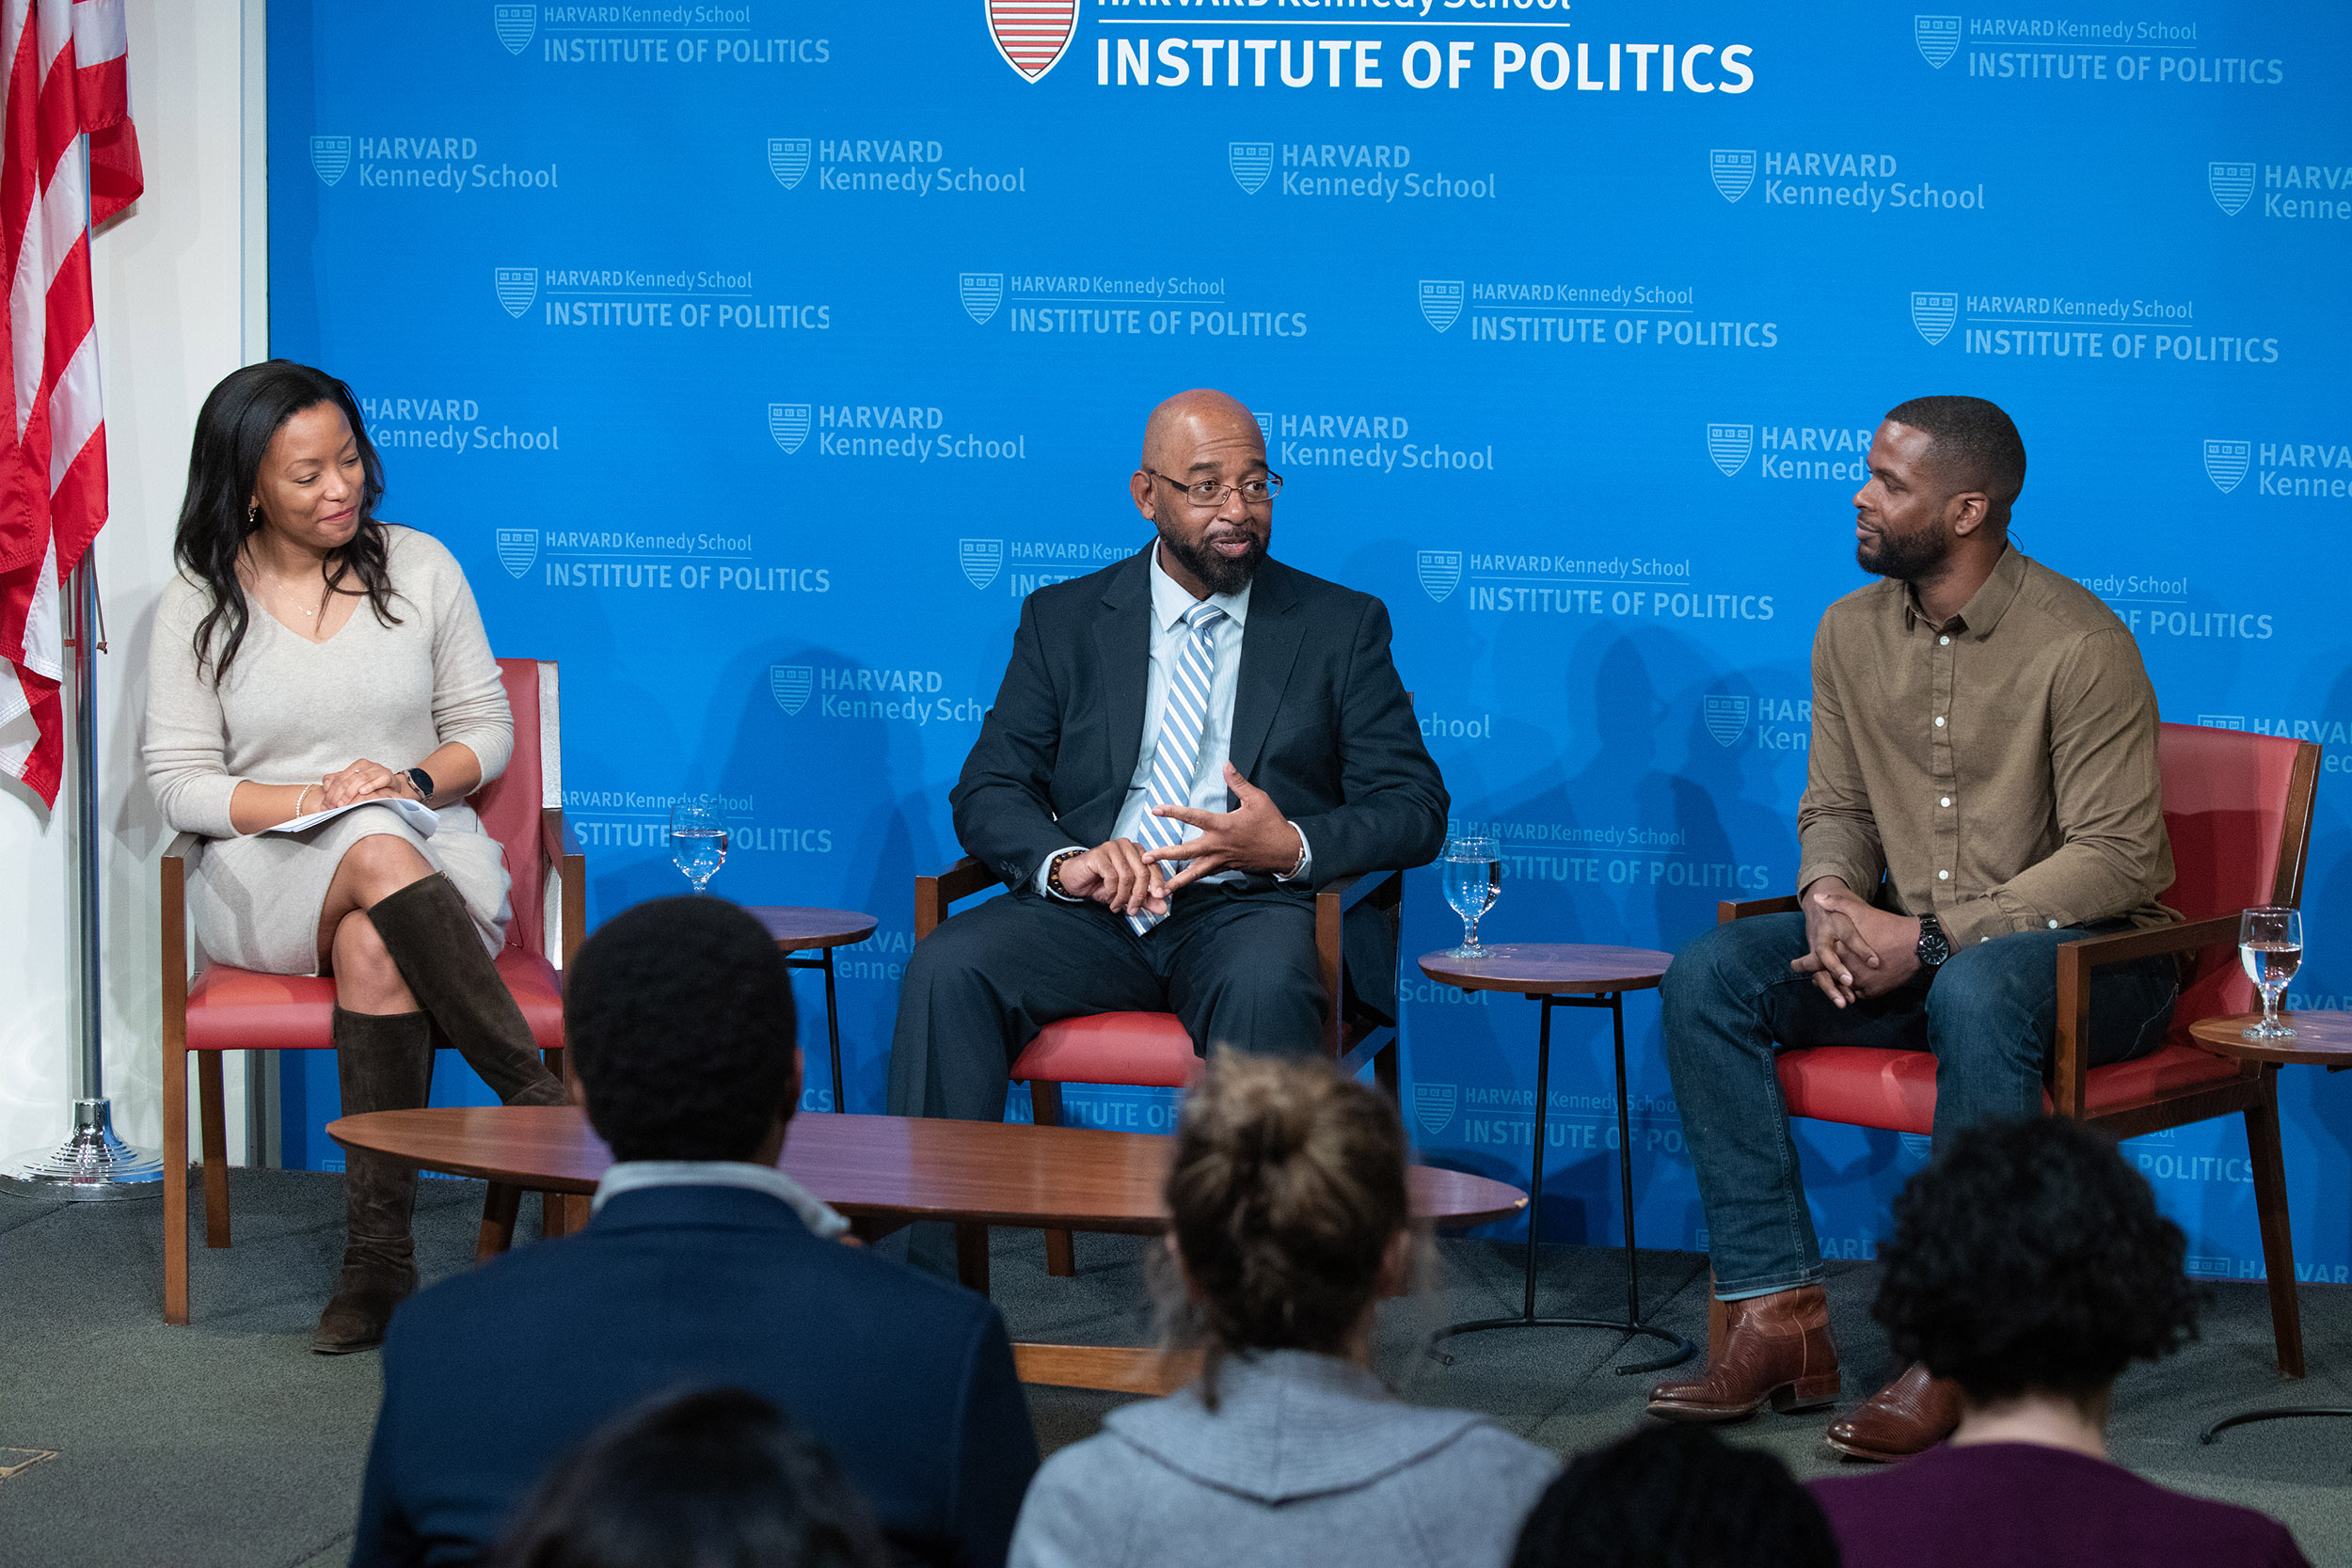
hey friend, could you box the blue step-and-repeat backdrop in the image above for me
[268,2,2351,1279]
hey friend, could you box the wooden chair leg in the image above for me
[164,1039,189,1325]
[540,1190,591,1240]
[956,1222,992,1295]
[2245,1079,2307,1378]
[477,1182,522,1261]
[196,1053,231,1249]
[1029,1082,1076,1276]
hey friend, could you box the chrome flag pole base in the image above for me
[0,1099,166,1201]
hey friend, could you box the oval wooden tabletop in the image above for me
[744,905,881,951]
[1419,943,1676,995]
[2190,1010,2352,1068]
[327,1108,1527,1233]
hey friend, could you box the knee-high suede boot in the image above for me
[367,872,566,1107]
[313,1007,435,1354]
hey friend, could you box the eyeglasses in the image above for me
[1145,469,1283,509]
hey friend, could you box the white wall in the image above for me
[0,0,257,1166]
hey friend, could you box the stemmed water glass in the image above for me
[2239,906,2303,1040]
[1441,833,1501,959]
[669,800,729,895]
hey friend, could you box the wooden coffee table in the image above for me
[745,906,879,1113]
[329,1106,1525,1394]
[1418,943,1693,1373]
[2190,1010,2352,1446]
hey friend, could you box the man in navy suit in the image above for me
[888,388,1449,1125]
[350,896,1039,1567]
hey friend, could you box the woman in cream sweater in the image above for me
[145,360,563,1353]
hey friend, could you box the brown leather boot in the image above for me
[367,872,566,1107]
[1647,1284,1840,1422]
[313,1008,434,1354]
[1825,1361,1964,1462]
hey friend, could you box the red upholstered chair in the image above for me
[914,855,1403,1278]
[1714,722,2320,1375]
[159,657,585,1325]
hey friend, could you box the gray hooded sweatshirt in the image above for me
[1007,1349,1558,1568]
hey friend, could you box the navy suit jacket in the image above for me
[950,549,1448,1013]
[349,1185,1039,1568]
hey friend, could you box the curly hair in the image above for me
[564,895,799,1163]
[1511,1424,1837,1568]
[1872,1116,2200,1402]
[1162,1053,1409,1399]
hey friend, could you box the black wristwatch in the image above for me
[1915,911,1951,970]
[404,766,435,803]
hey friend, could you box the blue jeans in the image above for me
[1660,912,2178,1298]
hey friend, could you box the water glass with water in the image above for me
[1442,833,1501,959]
[670,800,729,895]
[2239,905,2302,1040]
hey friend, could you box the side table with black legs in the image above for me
[745,906,880,1113]
[1417,943,1696,1375]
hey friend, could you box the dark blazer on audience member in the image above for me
[950,547,1448,1017]
[349,1184,1039,1568]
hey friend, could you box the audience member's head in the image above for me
[1874,1116,2199,1412]
[1163,1053,1411,1385]
[565,896,800,1163]
[493,1387,884,1568]
[1511,1424,1838,1568]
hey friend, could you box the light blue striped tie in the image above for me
[1129,601,1226,935]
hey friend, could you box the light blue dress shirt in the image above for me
[1037,543,1309,900]
[592,1159,849,1238]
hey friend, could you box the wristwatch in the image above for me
[404,766,435,803]
[1915,911,1951,970]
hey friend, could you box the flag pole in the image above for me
[0,132,161,1201]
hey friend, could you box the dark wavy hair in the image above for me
[565,895,799,1162]
[1873,1116,2201,1402]
[1511,1425,1837,1568]
[174,359,400,684]
[493,1387,886,1568]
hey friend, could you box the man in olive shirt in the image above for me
[1647,397,2180,1460]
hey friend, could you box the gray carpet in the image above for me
[3,1168,2348,1566]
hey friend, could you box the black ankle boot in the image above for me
[367,872,566,1107]
[313,1007,434,1354]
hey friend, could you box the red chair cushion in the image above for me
[1010,1012,1200,1089]
[1775,1042,2248,1136]
[185,948,565,1056]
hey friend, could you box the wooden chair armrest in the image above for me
[915,855,998,941]
[1719,895,1801,923]
[164,831,203,862]
[539,806,581,867]
[1312,867,1406,1060]
[2051,914,2246,1115]
[541,808,587,971]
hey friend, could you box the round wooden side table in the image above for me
[745,906,879,1113]
[1417,942,1693,1374]
[2189,1009,2352,1447]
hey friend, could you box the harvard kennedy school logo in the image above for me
[1412,1083,1456,1137]
[960,272,1004,326]
[310,135,352,187]
[1230,142,1274,195]
[770,138,812,191]
[1709,150,1756,204]
[985,1,1076,83]
[771,666,814,717]
[2204,439,2250,494]
[769,404,811,455]
[495,267,538,319]
[1419,280,1464,334]
[1708,423,1753,477]
[1911,290,1958,346]
[1705,694,1752,748]
[493,5,536,55]
[1417,551,1462,604]
[960,539,1005,591]
[1915,15,1962,70]
[497,529,538,579]
[2209,162,2257,216]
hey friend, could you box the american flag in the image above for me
[0,0,139,808]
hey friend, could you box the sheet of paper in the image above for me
[262,796,438,839]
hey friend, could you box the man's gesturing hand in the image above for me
[1054,838,1170,919]
[1140,764,1301,894]
[1791,878,1923,1006]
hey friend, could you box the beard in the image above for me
[1159,523,1264,596]
[1855,519,1952,582]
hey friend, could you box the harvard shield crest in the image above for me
[1419,280,1465,334]
[2203,439,2249,494]
[1709,150,1756,203]
[1417,551,1463,604]
[960,539,1005,591]
[1704,695,1752,748]
[493,4,537,55]
[2208,162,2256,216]
[310,135,352,187]
[1910,290,1958,346]
[494,267,538,319]
[769,138,813,190]
[959,272,1005,325]
[1915,15,1961,69]
[1707,424,1753,478]
[985,1,1076,83]
[1230,142,1274,195]
[496,530,538,579]
[768,404,811,455]
[770,667,814,717]
[1412,1083,1457,1136]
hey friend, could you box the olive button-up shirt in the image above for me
[1795,545,2177,949]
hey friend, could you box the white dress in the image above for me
[142,526,515,974]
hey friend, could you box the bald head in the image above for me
[1140,388,1263,471]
